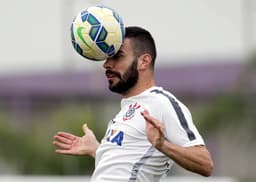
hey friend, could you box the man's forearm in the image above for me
[157,140,213,176]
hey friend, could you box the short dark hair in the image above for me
[125,26,157,68]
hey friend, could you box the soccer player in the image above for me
[53,26,213,181]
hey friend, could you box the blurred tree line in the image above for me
[196,53,256,181]
[198,53,256,136]
[0,100,113,175]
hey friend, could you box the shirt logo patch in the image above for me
[123,103,140,121]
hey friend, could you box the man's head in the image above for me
[103,26,157,95]
[124,26,157,69]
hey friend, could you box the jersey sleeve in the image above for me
[161,96,205,147]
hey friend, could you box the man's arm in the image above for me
[159,142,213,176]
[53,124,100,158]
[141,110,213,177]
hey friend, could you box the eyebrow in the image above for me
[114,50,125,57]
[117,49,125,55]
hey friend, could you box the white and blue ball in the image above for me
[71,5,125,61]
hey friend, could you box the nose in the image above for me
[103,57,113,69]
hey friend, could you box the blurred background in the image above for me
[0,0,256,181]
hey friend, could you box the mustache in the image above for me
[105,70,121,79]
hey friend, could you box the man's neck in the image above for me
[121,79,155,98]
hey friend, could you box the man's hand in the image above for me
[141,110,165,149]
[53,124,100,158]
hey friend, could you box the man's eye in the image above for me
[112,53,122,60]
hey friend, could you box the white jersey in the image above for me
[91,86,204,182]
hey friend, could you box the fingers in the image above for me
[54,135,72,144]
[82,123,88,134]
[53,132,75,151]
[53,140,71,150]
[82,123,94,137]
[141,110,165,134]
[56,132,77,140]
[141,110,159,128]
[141,109,149,115]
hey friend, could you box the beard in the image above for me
[106,59,139,94]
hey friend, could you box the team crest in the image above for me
[123,103,140,121]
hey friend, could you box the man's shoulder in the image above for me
[141,86,175,107]
[148,86,175,100]
[148,87,188,111]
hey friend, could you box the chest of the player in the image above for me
[101,105,147,146]
[114,103,146,130]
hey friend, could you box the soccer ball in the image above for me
[70,5,125,61]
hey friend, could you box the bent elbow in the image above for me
[202,159,214,177]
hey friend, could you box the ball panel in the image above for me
[107,45,115,56]
[97,42,109,54]
[89,25,101,41]
[81,12,88,22]
[96,26,107,42]
[87,14,100,25]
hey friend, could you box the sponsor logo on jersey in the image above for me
[103,129,124,146]
[123,103,140,121]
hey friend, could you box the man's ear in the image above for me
[138,53,152,70]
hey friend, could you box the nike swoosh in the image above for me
[77,26,91,48]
